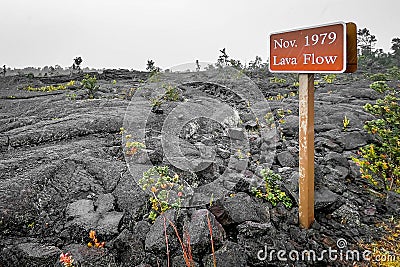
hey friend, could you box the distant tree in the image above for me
[357,28,382,71]
[49,66,55,75]
[73,57,83,73]
[391,38,400,61]
[248,56,263,70]
[391,38,400,53]
[205,64,215,70]
[357,28,377,56]
[195,59,201,72]
[146,59,160,73]
[374,48,393,67]
[217,48,229,67]
[2,65,5,77]
[229,59,243,70]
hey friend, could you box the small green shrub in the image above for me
[343,115,350,131]
[66,93,77,100]
[293,80,319,87]
[148,72,161,83]
[264,112,275,128]
[251,168,293,208]
[139,166,185,222]
[322,74,336,83]
[369,73,389,81]
[163,84,180,101]
[236,149,249,159]
[125,141,145,156]
[24,80,75,92]
[81,74,99,98]
[269,77,286,84]
[150,98,163,107]
[352,81,400,193]
[387,66,400,80]
[359,219,400,267]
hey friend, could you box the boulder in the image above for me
[277,151,297,167]
[145,210,178,253]
[203,241,247,267]
[342,131,369,150]
[209,192,270,225]
[1,242,61,266]
[315,187,339,210]
[185,209,226,255]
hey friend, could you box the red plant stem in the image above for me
[184,229,194,264]
[207,212,217,267]
[166,217,192,267]
[163,216,170,267]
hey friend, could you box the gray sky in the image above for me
[1,0,399,70]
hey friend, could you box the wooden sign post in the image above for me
[298,73,315,228]
[269,22,357,228]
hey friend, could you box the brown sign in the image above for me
[269,22,357,73]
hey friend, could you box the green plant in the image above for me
[66,93,77,100]
[236,149,243,159]
[276,108,285,120]
[343,115,350,131]
[269,77,287,84]
[125,140,145,156]
[124,87,136,99]
[267,93,287,101]
[150,98,163,107]
[388,66,400,80]
[359,219,400,267]
[322,74,337,83]
[352,81,400,193]
[123,130,146,155]
[251,168,293,208]
[27,221,35,229]
[267,94,279,101]
[23,80,75,92]
[148,71,161,83]
[369,73,389,81]
[293,80,319,87]
[163,84,180,101]
[139,166,184,222]
[264,112,275,128]
[81,74,99,98]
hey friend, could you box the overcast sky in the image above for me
[1,0,399,70]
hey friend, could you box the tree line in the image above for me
[357,28,400,72]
